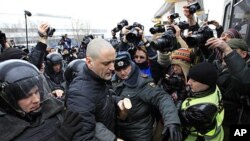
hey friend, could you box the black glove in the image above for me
[162,124,182,141]
[55,110,82,141]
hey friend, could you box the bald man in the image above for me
[66,39,124,141]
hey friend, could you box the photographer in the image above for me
[153,48,191,141]
[183,0,200,32]
[161,48,191,103]
[206,38,250,140]
[184,25,216,64]
[110,27,121,51]
[118,21,145,56]
[77,35,94,59]
[205,20,224,37]
[58,34,71,52]
[155,24,187,67]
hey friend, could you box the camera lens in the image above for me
[149,27,157,34]
[126,28,139,43]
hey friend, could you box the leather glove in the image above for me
[55,110,82,141]
[162,124,182,141]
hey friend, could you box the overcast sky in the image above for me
[0,0,224,37]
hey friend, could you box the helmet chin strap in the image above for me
[22,106,42,123]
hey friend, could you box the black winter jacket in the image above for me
[112,62,180,141]
[0,97,64,141]
[66,64,116,141]
[217,50,250,124]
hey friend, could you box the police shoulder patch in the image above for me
[140,74,148,78]
[148,82,156,87]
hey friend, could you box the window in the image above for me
[223,2,232,30]
[231,0,250,39]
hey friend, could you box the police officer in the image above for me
[45,52,66,99]
[0,59,81,141]
[180,62,224,141]
[112,51,182,141]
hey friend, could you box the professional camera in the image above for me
[185,26,214,48]
[117,19,129,30]
[126,22,144,43]
[187,1,201,14]
[82,35,94,45]
[112,27,120,33]
[150,28,179,52]
[177,21,189,31]
[164,75,184,92]
[169,13,180,21]
[47,27,56,37]
[162,74,187,102]
[149,24,165,34]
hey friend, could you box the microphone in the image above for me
[24,10,32,16]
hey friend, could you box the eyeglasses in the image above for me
[134,55,146,59]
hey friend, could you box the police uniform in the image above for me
[112,57,180,141]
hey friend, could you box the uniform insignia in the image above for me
[141,74,148,78]
[149,82,156,87]
[117,61,124,67]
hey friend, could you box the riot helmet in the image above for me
[0,60,45,116]
[46,52,63,73]
[64,59,85,85]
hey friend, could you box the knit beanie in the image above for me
[188,62,218,87]
[171,48,191,82]
[223,28,242,39]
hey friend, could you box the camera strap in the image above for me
[38,31,48,39]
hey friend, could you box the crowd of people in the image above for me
[0,0,249,141]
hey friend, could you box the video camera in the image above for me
[117,19,129,30]
[82,35,94,45]
[46,27,56,37]
[111,19,129,37]
[185,25,214,48]
[112,27,120,34]
[150,27,179,52]
[168,13,190,31]
[169,13,180,21]
[126,22,144,43]
[187,1,201,14]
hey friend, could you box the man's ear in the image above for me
[86,57,93,68]
[241,51,248,58]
